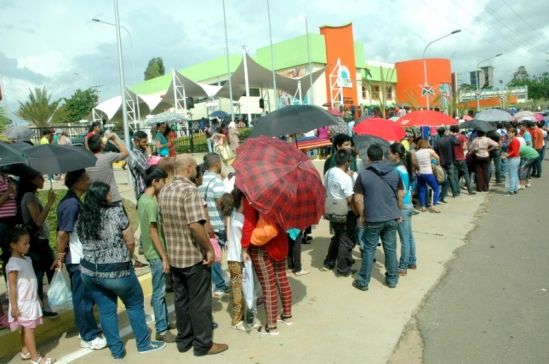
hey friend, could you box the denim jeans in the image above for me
[505,157,520,193]
[66,264,100,342]
[533,148,544,176]
[417,173,440,207]
[454,160,474,193]
[397,204,416,270]
[149,259,168,334]
[81,272,150,359]
[212,230,228,292]
[357,220,399,288]
[439,163,459,200]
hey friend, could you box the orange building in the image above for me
[319,24,359,112]
[395,59,452,109]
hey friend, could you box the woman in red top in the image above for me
[505,127,521,196]
[241,198,292,336]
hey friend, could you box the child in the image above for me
[137,167,175,343]
[220,189,261,331]
[6,227,55,364]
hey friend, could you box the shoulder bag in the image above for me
[323,169,349,223]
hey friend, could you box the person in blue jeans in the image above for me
[352,144,404,291]
[78,182,166,359]
[389,143,417,276]
[138,167,176,343]
[53,170,107,350]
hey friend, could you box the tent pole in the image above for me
[222,0,235,122]
[242,46,252,126]
[266,0,277,110]
[305,17,314,105]
[172,69,179,113]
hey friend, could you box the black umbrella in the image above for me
[0,142,28,168]
[353,135,390,164]
[24,144,97,174]
[459,119,495,132]
[250,105,339,137]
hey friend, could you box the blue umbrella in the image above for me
[210,110,228,119]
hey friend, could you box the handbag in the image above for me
[215,142,235,162]
[251,217,278,246]
[432,164,446,183]
[323,169,349,223]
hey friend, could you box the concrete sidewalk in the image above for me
[2,158,485,364]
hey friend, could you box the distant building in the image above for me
[469,66,495,89]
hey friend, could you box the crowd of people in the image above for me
[0,114,547,362]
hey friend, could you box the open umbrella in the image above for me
[534,113,544,122]
[462,115,473,121]
[144,111,187,126]
[233,137,324,230]
[513,110,535,121]
[4,125,34,142]
[0,142,28,168]
[459,119,495,132]
[250,105,338,137]
[397,110,457,127]
[353,118,405,142]
[24,145,97,174]
[210,110,228,119]
[475,109,514,123]
[353,135,390,164]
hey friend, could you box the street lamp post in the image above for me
[476,53,503,111]
[112,0,130,151]
[422,29,461,110]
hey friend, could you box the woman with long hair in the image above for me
[17,169,58,318]
[77,182,166,359]
[414,139,441,213]
[470,130,499,192]
[389,143,417,275]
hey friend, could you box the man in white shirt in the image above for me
[321,149,357,277]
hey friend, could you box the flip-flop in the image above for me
[428,207,441,213]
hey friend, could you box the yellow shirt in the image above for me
[401,139,410,151]
[40,137,49,145]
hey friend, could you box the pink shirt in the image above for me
[317,126,330,139]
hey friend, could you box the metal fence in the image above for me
[31,125,251,154]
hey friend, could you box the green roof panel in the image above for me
[255,33,327,70]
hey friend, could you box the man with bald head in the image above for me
[158,154,228,356]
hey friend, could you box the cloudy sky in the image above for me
[1,0,547,122]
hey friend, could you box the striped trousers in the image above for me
[249,246,292,328]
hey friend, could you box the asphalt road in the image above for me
[417,161,549,364]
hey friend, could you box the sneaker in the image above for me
[469,191,477,195]
[526,183,532,188]
[398,269,407,276]
[258,324,279,336]
[155,330,176,343]
[232,321,247,332]
[42,309,59,319]
[81,336,107,350]
[278,314,293,326]
[504,192,512,197]
[293,269,310,276]
[213,290,226,298]
[138,341,167,354]
[438,200,447,205]
[352,280,368,291]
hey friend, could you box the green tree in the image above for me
[144,57,165,80]
[528,72,549,100]
[62,88,99,123]
[16,87,63,127]
[507,66,530,86]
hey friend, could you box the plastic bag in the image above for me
[242,260,255,327]
[47,270,73,310]
[210,237,222,262]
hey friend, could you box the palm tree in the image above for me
[0,106,10,132]
[16,87,62,127]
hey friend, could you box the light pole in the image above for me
[92,17,138,86]
[422,29,461,110]
[476,53,503,111]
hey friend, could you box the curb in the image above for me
[0,272,152,359]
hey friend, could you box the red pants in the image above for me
[249,246,292,328]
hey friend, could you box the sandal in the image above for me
[278,314,293,326]
[30,357,56,364]
[258,324,279,336]
[428,207,440,213]
[21,352,32,360]
[420,207,427,212]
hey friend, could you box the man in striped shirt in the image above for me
[198,153,230,297]
[0,172,17,238]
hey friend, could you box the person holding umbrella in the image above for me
[16,169,58,318]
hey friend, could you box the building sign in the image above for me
[338,65,353,88]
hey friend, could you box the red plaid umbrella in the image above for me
[353,117,405,142]
[397,110,457,127]
[233,137,325,230]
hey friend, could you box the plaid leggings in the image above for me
[249,246,292,328]
[228,261,244,326]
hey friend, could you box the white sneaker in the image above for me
[81,336,107,350]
